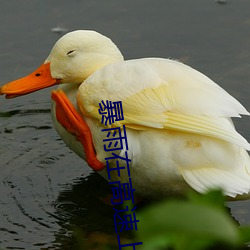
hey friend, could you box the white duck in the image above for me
[1,30,250,199]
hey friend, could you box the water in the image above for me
[1,0,250,249]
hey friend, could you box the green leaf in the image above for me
[187,189,226,209]
[239,226,250,243]
[136,199,240,250]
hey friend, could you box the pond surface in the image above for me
[1,0,250,249]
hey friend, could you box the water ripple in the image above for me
[0,109,51,117]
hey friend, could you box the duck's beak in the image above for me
[0,62,61,98]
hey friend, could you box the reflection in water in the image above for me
[53,174,118,250]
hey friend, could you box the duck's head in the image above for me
[0,30,124,98]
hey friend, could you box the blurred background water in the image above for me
[1,0,250,249]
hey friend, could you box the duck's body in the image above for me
[1,30,250,199]
[52,83,192,198]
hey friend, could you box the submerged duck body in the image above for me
[1,30,250,199]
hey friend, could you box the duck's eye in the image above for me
[67,50,76,56]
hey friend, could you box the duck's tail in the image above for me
[181,148,250,199]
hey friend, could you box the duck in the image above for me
[1,30,250,199]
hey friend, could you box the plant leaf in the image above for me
[136,200,240,249]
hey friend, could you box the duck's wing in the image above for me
[78,58,250,150]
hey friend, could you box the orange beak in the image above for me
[0,62,61,98]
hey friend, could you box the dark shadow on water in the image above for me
[52,173,134,250]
